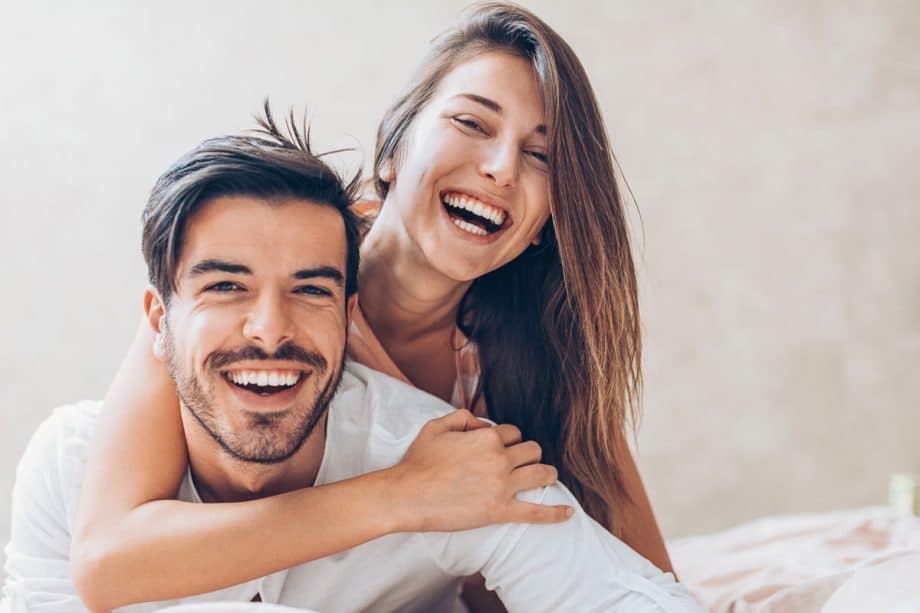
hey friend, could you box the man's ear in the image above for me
[143,286,168,360]
[345,293,359,328]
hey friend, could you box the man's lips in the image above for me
[223,367,305,388]
[220,367,313,412]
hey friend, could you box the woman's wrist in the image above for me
[374,464,422,533]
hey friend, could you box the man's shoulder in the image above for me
[42,400,103,437]
[337,360,455,436]
[5,401,103,578]
[320,362,454,480]
[18,400,102,472]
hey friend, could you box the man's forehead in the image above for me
[177,195,347,279]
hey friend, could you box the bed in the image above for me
[670,506,920,611]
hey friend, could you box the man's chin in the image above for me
[184,359,343,465]
[212,408,321,464]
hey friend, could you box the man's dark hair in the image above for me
[142,102,361,306]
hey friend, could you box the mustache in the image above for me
[208,342,327,371]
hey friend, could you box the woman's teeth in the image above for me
[442,192,507,235]
[227,370,300,387]
[451,218,489,236]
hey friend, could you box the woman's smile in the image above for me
[379,51,551,282]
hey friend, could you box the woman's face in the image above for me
[382,50,551,282]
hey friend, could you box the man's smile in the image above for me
[220,366,313,410]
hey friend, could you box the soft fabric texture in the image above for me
[3,361,703,613]
[670,507,920,612]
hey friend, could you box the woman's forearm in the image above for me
[609,445,674,575]
[71,318,403,609]
[72,469,404,612]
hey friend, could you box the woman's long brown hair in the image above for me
[373,2,641,526]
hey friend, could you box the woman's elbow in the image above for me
[71,538,122,613]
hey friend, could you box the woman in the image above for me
[73,3,672,610]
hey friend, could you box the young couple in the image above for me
[5,4,699,612]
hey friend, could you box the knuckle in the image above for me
[486,428,503,446]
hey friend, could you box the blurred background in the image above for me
[1,0,918,586]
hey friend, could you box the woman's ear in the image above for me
[531,224,545,246]
[143,286,168,360]
[379,157,396,183]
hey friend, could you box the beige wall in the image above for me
[2,0,918,582]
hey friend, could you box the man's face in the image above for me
[153,195,350,464]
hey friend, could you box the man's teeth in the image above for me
[442,193,506,226]
[227,370,300,387]
[451,217,489,236]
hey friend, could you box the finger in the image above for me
[508,462,558,493]
[430,409,479,433]
[505,441,543,469]
[493,423,523,446]
[505,500,574,525]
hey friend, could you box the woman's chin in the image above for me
[426,253,494,284]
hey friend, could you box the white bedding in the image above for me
[670,506,920,612]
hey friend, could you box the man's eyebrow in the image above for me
[293,266,345,286]
[188,259,252,277]
[453,93,547,135]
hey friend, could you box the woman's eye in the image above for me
[207,281,242,292]
[526,149,549,164]
[452,116,487,134]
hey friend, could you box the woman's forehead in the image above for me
[432,51,546,125]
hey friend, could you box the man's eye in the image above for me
[296,285,333,297]
[207,281,242,292]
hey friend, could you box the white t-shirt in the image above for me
[3,361,703,613]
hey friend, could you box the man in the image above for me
[3,111,702,612]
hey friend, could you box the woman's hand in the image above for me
[388,409,573,532]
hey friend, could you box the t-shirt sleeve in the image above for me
[421,482,706,613]
[3,407,90,612]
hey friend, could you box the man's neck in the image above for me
[181,409,328,503]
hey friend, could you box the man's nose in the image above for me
[242,292,295,353]
[479,140,520,188]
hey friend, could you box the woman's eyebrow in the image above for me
[454,92,503,114]
[451,93,546,135]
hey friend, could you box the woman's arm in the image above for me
[609,444,674,574]
[460,440,675,613]
[71,319,570,612]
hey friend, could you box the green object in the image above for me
[889,473,919,516]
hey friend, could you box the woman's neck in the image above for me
[358,202,471,345]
